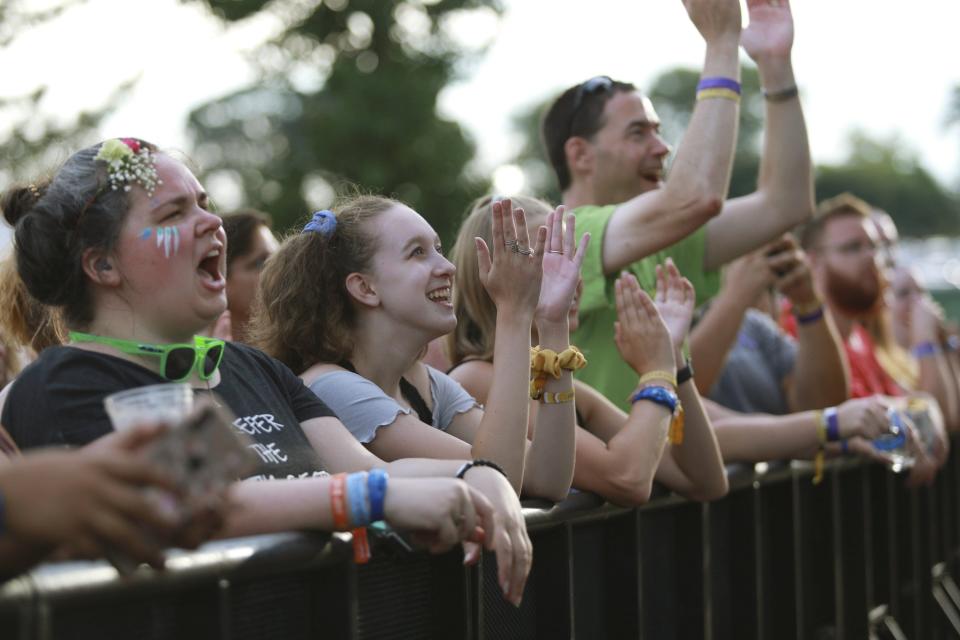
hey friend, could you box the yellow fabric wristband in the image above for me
[638,370,677,389]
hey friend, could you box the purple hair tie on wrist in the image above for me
[303,210,337,236]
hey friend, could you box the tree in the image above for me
[816,131,960,237]
[0,1,131,190]
[186,0,503,242]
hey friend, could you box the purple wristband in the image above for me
[825,407,840,442]
[912,341,939,359]
[697,77,742,94]
[796,306,824,325]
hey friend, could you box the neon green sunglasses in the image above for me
[69,332,225,382]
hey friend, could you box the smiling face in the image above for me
[587,91,671,204]
[364,204,456,338]
[111,154,227,339]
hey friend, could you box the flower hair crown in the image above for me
[94,138,162,197]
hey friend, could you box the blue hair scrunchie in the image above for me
[303,210,337,236]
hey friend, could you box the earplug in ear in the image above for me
[95,259,112,271]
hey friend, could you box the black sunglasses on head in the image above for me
[568,75,614,137]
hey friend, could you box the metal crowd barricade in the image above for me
[3,438,960,639]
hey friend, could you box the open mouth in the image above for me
[197,248,226,289]
[427,286,452,305]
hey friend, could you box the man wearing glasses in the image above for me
[541,0,814,407]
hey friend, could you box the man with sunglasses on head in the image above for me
[541,0,814,407]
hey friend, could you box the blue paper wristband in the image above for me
[367,469,388,522]
[825,407,840,442]
[346,472,371,527]
[696,76,742,94]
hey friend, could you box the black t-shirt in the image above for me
[1,342,335,479]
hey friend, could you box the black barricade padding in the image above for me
[7,439,960,640]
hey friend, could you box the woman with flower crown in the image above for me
[251,196,584,505]
[0,138,531,603]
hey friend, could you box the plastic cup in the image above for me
[104,383,195,431]
[873,408,916,473]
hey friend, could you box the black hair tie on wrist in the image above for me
[456,459,508,480]
[677,360,695,385]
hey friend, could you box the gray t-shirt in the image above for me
[708,308,796,415]
[307,365,479,443]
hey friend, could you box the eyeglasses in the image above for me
[69,332,225,382]
[816,239,879,257]
[567,75,614,138]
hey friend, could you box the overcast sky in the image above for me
[3,0,959,204]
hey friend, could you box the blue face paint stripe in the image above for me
[140,228,152,240]
[141,226,180,258]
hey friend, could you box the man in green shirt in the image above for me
[541,0,814,406]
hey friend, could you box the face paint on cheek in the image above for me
[141,226,181,259]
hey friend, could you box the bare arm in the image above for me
[714,396,892,463]
[660,368,728,500]
[769,238,849,410]
[910,298,960,429]
[597,0,742,275]
[703,1,814,270]
[689,249,774,394]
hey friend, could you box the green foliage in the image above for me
[0,1,128,190]
[185,0,503,243]
[815,131,960,237]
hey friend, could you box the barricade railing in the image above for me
[3,438,960,639]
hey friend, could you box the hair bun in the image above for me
[1,181,48,228]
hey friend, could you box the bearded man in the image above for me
[801,193,902,398]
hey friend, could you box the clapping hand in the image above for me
[535,207,590,327]
[475,199,547,318]
[654,258,697,354]
[614,272,676,376]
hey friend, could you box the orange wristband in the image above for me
[330,473,350,530]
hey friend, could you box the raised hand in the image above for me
[615,272,676,375]
[654,258,696,352]
[721,248,777,307]
[683,0,742,46]
[475,198,547,318]
[741,0,794,61]
[768,234,818,307]
[536,207,590,326]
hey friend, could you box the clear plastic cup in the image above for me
[873,408,915,473]
[104,383,194,431]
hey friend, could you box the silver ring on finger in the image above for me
[547,249,563,254]
[518,248,533,256]
[504,240,518,249]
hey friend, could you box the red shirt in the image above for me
[844,324,903,398]
[780,300,901,399]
